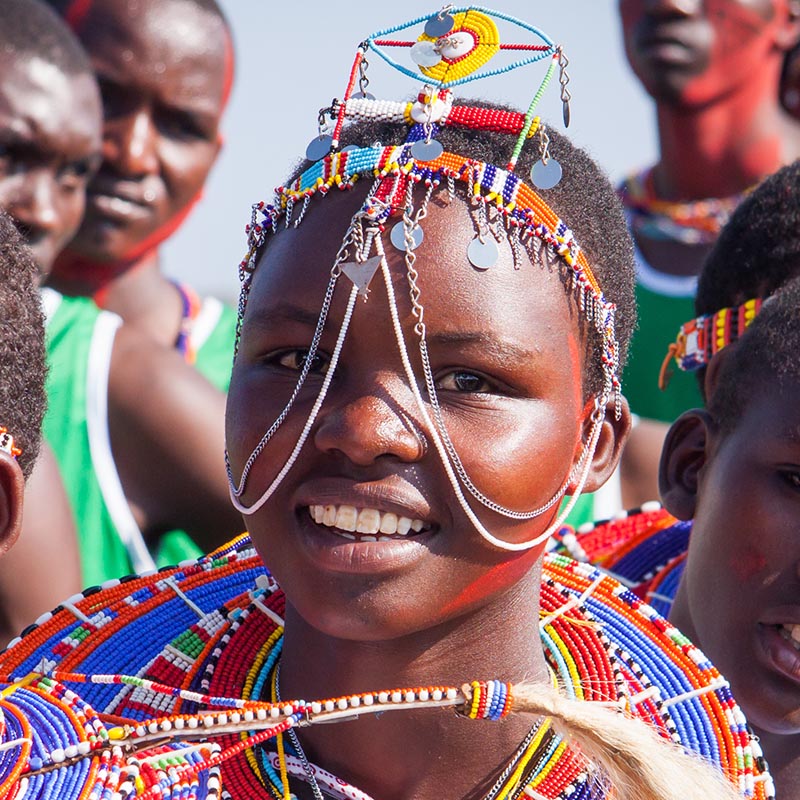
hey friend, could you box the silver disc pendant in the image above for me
[390,221,424,251]
[410,40,442,68]
[468,237,499,270]
[424,12,454,38]
[531,158,563,190]
[305,134,333,162]
[340,144,359,153]
[411,138,444,162]
[351,91,376,100]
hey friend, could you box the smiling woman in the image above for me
[0,6,770,800]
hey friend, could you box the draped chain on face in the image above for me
[224,7,622,552]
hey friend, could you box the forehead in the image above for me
[249,185,582,357]
[620,0,777,21]
[0,54,101,155]
[78,0,227,108]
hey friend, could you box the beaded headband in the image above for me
[659,298,763,390]
[226,7,622,552]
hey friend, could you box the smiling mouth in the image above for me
[307,504,432,541]
[775,623,800,652]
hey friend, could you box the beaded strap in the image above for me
[659,298,763,389]
[0,427,21,460]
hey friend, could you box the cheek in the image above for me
[160,140,216,205]
[729,545,768,582]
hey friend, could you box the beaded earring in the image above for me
[225,6,623,553]
[0,427,21,460]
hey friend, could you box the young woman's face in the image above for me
[63,0,226,263]
[680,381,800,734]
[226,186,601,642]
[618,0,793,106]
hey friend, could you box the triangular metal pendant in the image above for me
[341,255,383,299]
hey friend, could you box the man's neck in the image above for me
[652,68,799,199]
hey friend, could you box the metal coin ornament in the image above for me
[410,40,442,68]
[390,221,424,251]
[351,91,376,100]
[424,11,454,38]
[468,237,499,270]
[305,134,333,162]
[340,144,360,153]
[531,158,563,190]
[411,138,444,162]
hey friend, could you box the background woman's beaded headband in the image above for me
[226,6,622,552]
[659,298,763,390]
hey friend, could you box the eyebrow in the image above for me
[427,331,540,364]
[244,303,328,332]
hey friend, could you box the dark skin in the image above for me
[226,186,630,799]
[48,0,228,350]
[0,52,239,619]
[618,0,800,506]
[663,362,800,797]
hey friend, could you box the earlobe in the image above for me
[659,410,712,521]
[0,451,24,556]
[574,395,632,495]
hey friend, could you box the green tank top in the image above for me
[152,296,238,567]
[621,229,704,424]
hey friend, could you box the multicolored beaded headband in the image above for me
[659,298,763,390]
[0,427,21,460]
[225,7,622,552]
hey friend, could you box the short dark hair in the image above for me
[694,160,800,397]
[708,275,800,432]
[0,0,93,78]
[283,107,637,398]
[0,213,47,479]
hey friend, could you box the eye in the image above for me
[436,370,493,393]
[58,157,99,186]
[781,470,800,490]
[273,349,329,375]
[157,109,209,141]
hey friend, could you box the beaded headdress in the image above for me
[225,6,623,552]
[659,298,763,390]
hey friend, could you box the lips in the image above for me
[85,174,158,224]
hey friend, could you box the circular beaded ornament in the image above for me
[0,536,773,799]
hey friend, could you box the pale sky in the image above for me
[163,1,658,303]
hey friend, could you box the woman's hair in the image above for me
[282,106,637,398]
[0,213,47,478]
[694,160,800,397]
[708,275,800,432]
[512,682,740,800]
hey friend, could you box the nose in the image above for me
[313,383,428,466]
[9,168,59,236]
[103,107,158,177]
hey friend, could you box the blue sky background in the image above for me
[162,1,658,302]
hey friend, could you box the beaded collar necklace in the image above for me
[659,297,763,390]
[0,535,774,799]
[224,6,622,553]
[619,169,752,246]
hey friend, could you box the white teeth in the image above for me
[778,624,800,650]
[379,513,398,534]
[307,504,428,538]
[356,508,381,534]
[334,505,358,532]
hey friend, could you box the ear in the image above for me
[572,394,632,495]
[775,0,800,50]
[659,409,714,521]
[0,451,24,556]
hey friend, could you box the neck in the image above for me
[652,68,799,199]
[279,569,549,800]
